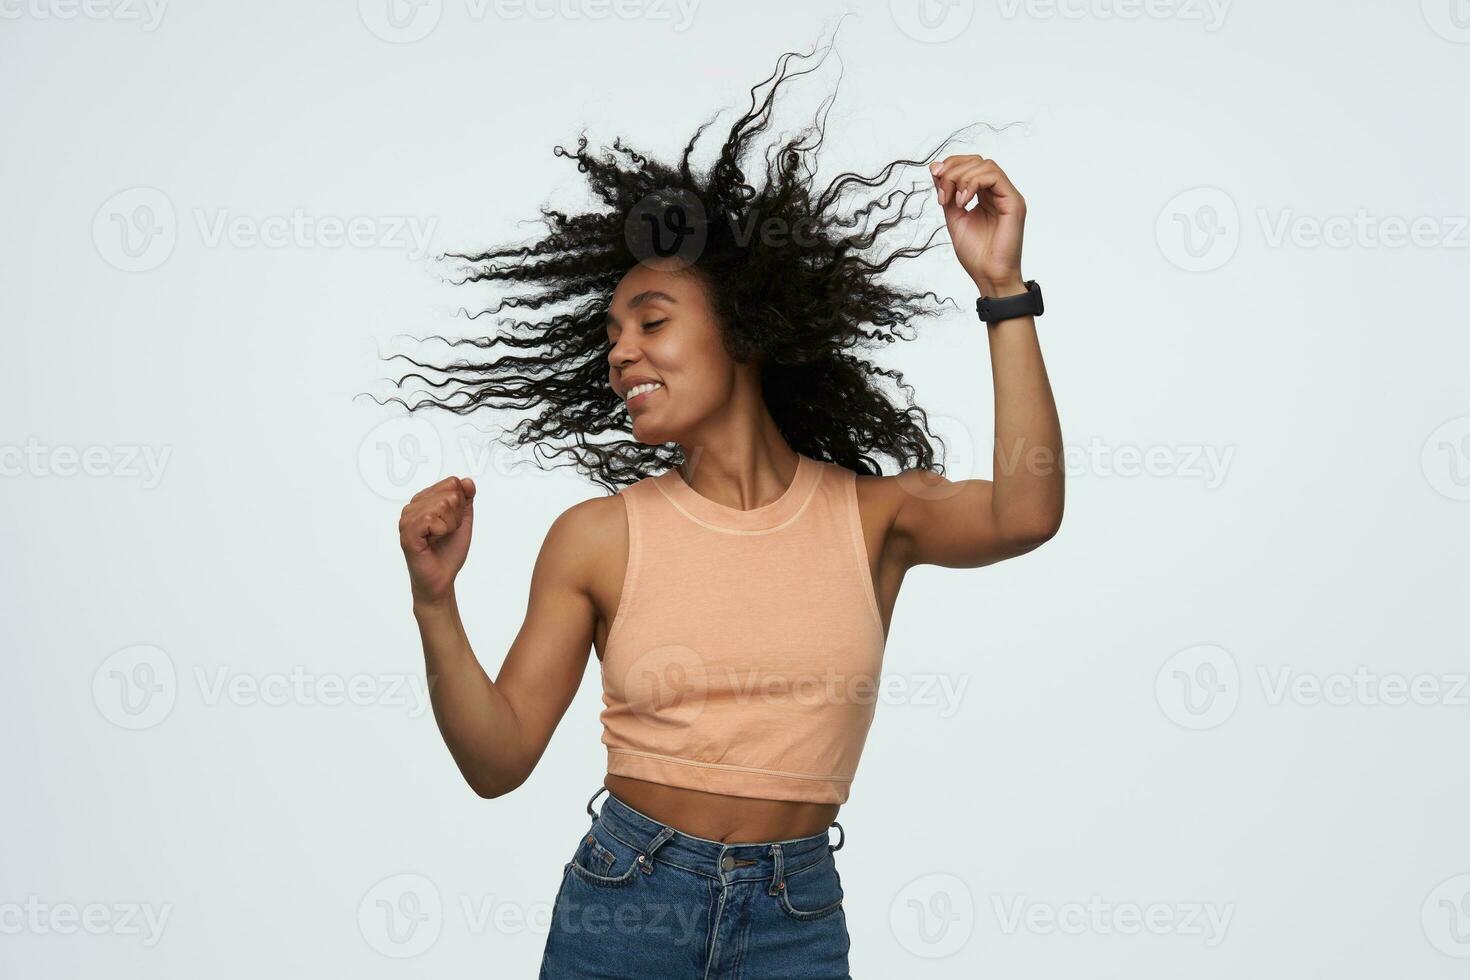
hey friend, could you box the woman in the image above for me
[390,38,1062,979]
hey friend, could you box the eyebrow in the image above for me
[605,290,677,330]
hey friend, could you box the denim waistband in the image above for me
[585,785,844,884]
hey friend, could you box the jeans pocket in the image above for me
[775,849,845,921]
[566,820,644,888]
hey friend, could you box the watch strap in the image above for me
[975,279,1043,324]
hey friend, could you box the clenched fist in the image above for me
[399,475,476,605]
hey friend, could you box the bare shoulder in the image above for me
[851,467,907,522]
[851,462,955,522]
[540,491,627,567]
[552,489,627,537]
[849,465,925,559]
[531,490,631,618]
[852,461,986,569]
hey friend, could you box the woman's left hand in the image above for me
[930,154,1027,296]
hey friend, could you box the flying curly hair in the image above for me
[378,31,1007,494]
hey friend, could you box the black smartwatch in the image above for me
[975,279,1043,325]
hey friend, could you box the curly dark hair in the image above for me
[376,30,1007,494]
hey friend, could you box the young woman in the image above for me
[390,39,1062,979]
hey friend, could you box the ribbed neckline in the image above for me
[654,452,822,532]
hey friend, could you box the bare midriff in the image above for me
[604,774,840,844]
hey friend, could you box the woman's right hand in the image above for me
[399,475,476,605]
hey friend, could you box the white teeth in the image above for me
[625,382,663,401]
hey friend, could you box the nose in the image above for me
[607,341,641,395]
[608,331,641,370]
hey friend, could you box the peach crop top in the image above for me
[599,451,887,805]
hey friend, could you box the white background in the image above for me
[3,0,1468,976]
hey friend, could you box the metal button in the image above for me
[721,856,735,871]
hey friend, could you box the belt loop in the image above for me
[586,785,608,818]
[828,820,845,852]
[767,842,786,895]
[637,825,676,875]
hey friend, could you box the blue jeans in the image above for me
[539,785,852,979]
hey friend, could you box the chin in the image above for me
[629,418,661,445]
[630,415,678,446]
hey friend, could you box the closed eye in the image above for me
[642,318,669,330]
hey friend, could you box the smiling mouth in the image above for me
[624,382,664,407]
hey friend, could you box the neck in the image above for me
[676,426,801,512]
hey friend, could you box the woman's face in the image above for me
[606,261,750,446]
